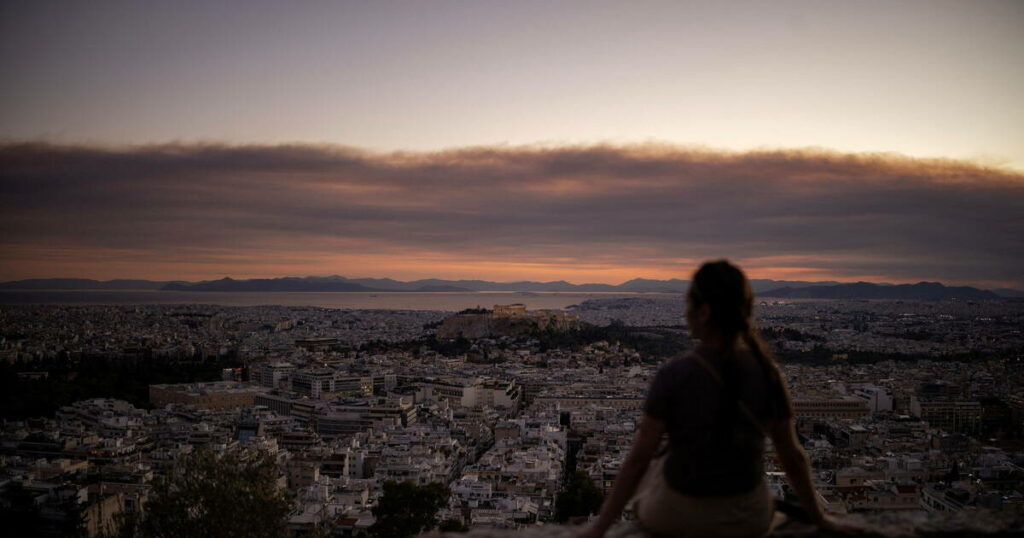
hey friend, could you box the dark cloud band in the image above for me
[1,142,1022,286]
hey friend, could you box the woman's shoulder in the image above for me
[653,351,703,379]
[645,352,706,417]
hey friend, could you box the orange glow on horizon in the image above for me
[2,244,1016,289]
[3,142,1021,290]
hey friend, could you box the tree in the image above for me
[555,470,604,523]
[369,481,449,538]
[0,482,85,538]
[137,449,291,538]
[0,481,49,538]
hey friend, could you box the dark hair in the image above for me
[688,260,791,420]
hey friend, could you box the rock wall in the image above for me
[426,511,1024,538]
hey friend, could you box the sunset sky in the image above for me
[1,1,1022,287]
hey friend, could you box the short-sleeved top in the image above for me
[644,347,792,497]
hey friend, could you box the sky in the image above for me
[1,1,1022,287]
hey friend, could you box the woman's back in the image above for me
[577,261,849,538]
[644,347,791,497]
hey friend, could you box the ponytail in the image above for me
[689,259,794,421]
[742,327,793,420]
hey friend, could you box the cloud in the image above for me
[1,142,1022,286]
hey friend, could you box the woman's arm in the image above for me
[768,418,827,524]
[578,413,666,538]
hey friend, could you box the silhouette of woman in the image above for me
[577,260,852,537]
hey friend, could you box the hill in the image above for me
[760,281,1001,301]
[0,278,174,290]
[155,276,852,293]
[3,275,1016,297]
[159,276,472,293]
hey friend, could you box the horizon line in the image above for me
[2,274,1020,292]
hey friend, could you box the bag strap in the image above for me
[690,351,796,515]
[690,351,770,439]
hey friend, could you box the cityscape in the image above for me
[2,1,1023,536]
[2,293,1022,535]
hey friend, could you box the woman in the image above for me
[578,260,850,538]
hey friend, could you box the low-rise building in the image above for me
[149,381,263,410]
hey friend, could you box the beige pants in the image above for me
[634,456,774,538]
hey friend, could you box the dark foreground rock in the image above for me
[425,511,1024,538]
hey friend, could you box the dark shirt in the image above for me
[644,347,793,497]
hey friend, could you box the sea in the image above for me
[0,290,680,311]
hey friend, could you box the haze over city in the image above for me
[2,0,1023,286]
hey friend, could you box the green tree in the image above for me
[369,481,449,538]
[0,481,49,538]
[555,470,604,523]
[0,482,85,538]
[137,449,291,538]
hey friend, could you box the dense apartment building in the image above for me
[149,381,263,410]
[414,377,521,410]
[793,397,870,421]
[913,399,983,434]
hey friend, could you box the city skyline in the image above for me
[3,3,1023,530]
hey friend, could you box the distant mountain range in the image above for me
[0,276,1017,299]
[159,277,466,293]
[0,276,829,294]
[0,278,176,290]
[157,276,845,294]
[760,281,1001,301]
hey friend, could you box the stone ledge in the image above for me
[429,511,1024,538]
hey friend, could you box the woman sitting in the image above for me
[578,260,853,537]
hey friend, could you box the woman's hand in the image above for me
[575,415,665,538]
